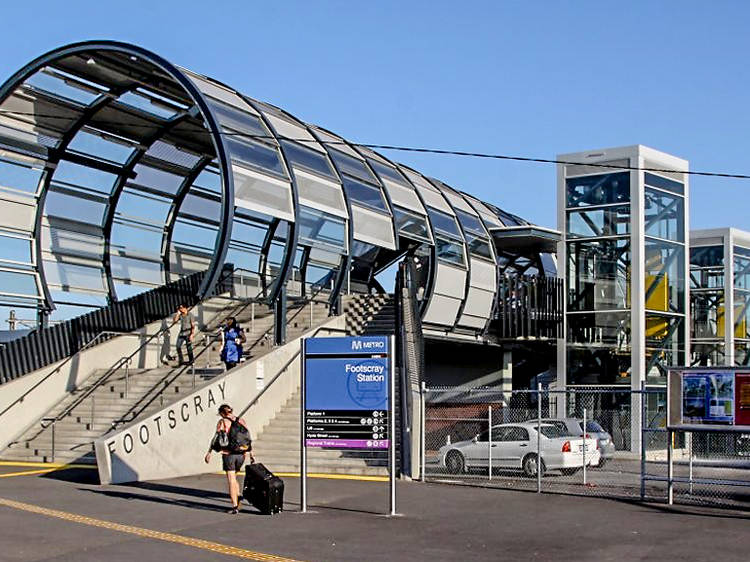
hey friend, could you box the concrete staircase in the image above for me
[344,293,396,336]
[1,297,331,465]
[252,390,389,476]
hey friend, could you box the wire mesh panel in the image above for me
[423,387,659,500]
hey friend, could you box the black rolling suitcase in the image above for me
[243,462,284,514]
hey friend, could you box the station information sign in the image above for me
[303,336,390,449]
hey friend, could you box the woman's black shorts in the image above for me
[222,453,245,473]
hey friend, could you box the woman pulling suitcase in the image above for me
[205,403,253,514]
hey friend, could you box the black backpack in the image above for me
[228,418,252,453]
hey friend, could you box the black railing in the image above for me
[494,275,564,340]
[0,271,205,384]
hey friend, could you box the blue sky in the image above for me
[0,1,747,231]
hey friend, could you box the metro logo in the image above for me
[351,339,385,351]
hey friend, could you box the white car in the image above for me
[437,422,601,477]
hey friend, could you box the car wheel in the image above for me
[560,467,580,476]
[445,450,465,474]
[522,453,545,478]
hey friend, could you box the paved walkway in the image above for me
[0,462,748,561]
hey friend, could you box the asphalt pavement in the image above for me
[0,463,748,561]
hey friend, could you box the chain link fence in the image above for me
[420,386,750,509]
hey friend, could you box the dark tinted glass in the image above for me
[456,210,485,236]
[427,208,462,239]
[644,172,684,195]
[343,177,387,212]
[566,172,630,208]
[225,137,285,177]
[280,141,336,180]
[329,149,377,184]
[394,208,430,241]
[368,159,407,185]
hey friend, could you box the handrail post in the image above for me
[192,362,196,389]
[205,334,211,367]
[50,420,55,464]
[124,357,130,399]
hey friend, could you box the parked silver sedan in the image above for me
[437,422,600,477]
[540,418,616,467]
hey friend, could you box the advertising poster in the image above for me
[681,371,735,425]
[735,374,750,427]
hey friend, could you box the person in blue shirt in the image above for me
[219,316,246,370]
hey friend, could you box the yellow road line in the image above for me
[215,470,388,482]
[0,468,59,478]
[0,497,304,562]
[276,472,388,482]
[0,461,95,469]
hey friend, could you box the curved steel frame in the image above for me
[0,40,554,339]
[0,40,236,305]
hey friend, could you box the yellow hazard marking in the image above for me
[276,472,389,482]
[215,471,388,482]
[0,497,304,561]
[0,461,95,469]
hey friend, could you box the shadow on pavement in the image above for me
[124,480,227,501]
[79,487,263,515]
[41,468,99,484]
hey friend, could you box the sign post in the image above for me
[301,335,395,516]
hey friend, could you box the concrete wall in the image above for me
[0,295,242,453]
[95,315,345,484]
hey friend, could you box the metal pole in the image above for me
[191,362,196,389]
[420,381,426,483]
[251,302,255,334]
[205,335,211,367]
[582,407,587,485]
[537,382,542,493]
[124,358,130,399]
[91,393,95,427]
[640,381,646,500]
[301,338,307,513]
[309,300,313,327]
[667,429,674,505]
[51,421,55,464]
[389,334,396,516]
[688,431,694,495]
[488,405,493,480]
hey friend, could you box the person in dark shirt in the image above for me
[173,303,195,365]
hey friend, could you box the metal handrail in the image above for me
[108,328,227,430]
[39,265,246,427]
[237,326,347,419]
[108,286,333,431]
[0,329,138,421]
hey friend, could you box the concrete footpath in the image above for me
[0,462,748,561]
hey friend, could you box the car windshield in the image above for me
[539,426,567,438]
